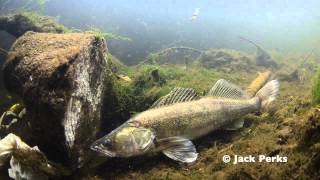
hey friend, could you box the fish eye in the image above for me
[102,138,112,146]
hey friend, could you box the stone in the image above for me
[2,32,108,170]
[0,12,65,38]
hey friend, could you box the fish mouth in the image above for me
[90,143,117,157]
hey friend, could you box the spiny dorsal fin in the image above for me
[150,87,200,109]
[207,79,249,99]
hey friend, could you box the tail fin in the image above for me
[255,80,279,108]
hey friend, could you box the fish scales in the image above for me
[132,97,259,139]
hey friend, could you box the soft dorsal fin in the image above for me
[150,87,200,108]
[207,79,249,99]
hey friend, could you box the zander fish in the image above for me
[91,79,279,163]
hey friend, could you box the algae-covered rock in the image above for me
[197,49,255,72]
[255,47,278,68]
[298,108,320,176]
[301,108,320,147]
[0,12,66,37]
[239,37,278,68]
[2,32,108,170]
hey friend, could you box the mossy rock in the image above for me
[2,32,108,170]
[300,108,320,147]
[0,12,66,37]
[196,49,256,72]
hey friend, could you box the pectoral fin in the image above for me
[158,137,198,163]
[224,119,244,130]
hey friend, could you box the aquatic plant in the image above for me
[101,63,226,126]
[36,0,47,14]
[85,27,131,41]
[21,11,64,28]
[312,68,320,104]
[106,53,129,74]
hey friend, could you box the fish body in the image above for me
[133,97,259,140]
[91,79,279,163]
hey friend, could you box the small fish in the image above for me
[91,79,279,163]
[191,8,200,21]
[116,74,132,82]
[8,103,23,114]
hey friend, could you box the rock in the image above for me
[197,49,254,72]
[150,69,160,82]
[301,108,320,147]
[0,12,66,38]
[2,32,108,170]
[255,48,278,68]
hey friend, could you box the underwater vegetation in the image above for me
[1,36,320,179]
[84,27,132,41]
[90,62,320,179]
[313,68,320,104]
[0,7,319,180]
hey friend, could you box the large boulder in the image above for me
[2,32,108,170]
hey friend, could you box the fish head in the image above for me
[90,122,155,157]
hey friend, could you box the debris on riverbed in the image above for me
[0,133,70,179]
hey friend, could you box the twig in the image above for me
[0,47,8,54]
[137,46,204,66]
[238,36,263,50]
[157,46,203,56]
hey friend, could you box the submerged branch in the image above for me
[138,46,204,66]
[0,47,8,54]
[238,36,263,50]
[157,46,203,56]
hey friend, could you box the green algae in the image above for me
[312,68,320,104]
[84,27,131,41]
